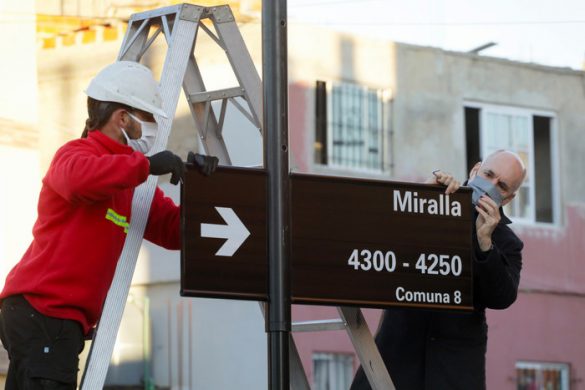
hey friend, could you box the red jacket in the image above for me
[0,131,180,334]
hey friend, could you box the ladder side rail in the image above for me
[80,8,203,389]
[198,20,225,49]
[229,96,258,125]
[138,25,163,59]
[291,318,346,332]
[118,18,150,61]
[289,334,311,390]
[217,98,228,136]
[337,307,396,390]
[161,14,173,41]
[188,86,244,103]
[183,54,232,164]
[211,6,263,132]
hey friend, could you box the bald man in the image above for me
[351,150,526,390]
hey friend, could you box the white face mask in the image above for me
[121,112,158,154]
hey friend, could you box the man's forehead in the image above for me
[483,151,525,187]
[485,151,519,166]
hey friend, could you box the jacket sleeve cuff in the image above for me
[474,242,493,263]
[134,152,151,183]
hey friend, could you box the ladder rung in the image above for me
[189,87,244,103]
[292,319,346,332]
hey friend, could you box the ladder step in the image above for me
[292,319,346,332]
[189,86,245,103]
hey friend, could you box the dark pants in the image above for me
[0,295,85,389]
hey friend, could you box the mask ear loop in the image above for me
[119,110,135,146]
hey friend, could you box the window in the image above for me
[516,361,570,390]
[313,352,353,390]
[464,103,557,224]
[315,80,390,172]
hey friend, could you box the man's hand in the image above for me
[475,195,501,251]
[147,150,185,185]
[187,152,219,176]
[427,169,460,194]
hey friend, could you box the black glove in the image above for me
[187,152,219,176]
[147,150,185,185]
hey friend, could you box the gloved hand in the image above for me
[147,150,185,185]
[187,152,219,176]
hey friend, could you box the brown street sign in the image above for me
[290,173,473,311]
[181,166,474,311]
[181,166,267,300]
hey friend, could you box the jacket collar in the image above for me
[500,211,512,225]
[88,130,133,155]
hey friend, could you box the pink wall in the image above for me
[517,205,585,294]
[484,205,585,389]
[289,82,310,173]
[487,291,585,389]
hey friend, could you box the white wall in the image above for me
[142,287,268,390]
[0,146,41,287]
[0,0,37,122]
[0,145,41,378]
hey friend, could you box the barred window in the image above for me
[516,361,570,390]
[315,81,390,172]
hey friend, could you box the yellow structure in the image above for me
[37,0,261,49]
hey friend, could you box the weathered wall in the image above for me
[392,43,585,203]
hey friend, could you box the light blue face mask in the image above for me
[468,175,504,207]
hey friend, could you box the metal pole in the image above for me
[262,0,290,389]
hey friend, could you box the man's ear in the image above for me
[118,109,131,127]
[109,109,128,128]
[469,161,482,179]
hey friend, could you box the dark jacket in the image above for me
[350,212,523,390]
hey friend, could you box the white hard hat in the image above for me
[85,61,167,118]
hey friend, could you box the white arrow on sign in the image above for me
[201,207,251,257]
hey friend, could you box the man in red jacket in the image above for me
[0,61,218,389]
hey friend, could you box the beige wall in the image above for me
[287,23,397,177]
[391,43,585,205]
[0,0,37,123]
[0,145,41,381]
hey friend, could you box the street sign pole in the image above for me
[262,0,290,389]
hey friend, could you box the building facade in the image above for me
[287,29,585,390]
